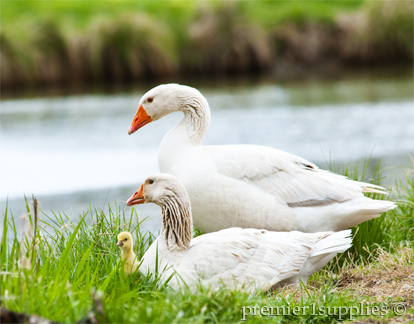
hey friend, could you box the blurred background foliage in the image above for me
[1,0,412,89]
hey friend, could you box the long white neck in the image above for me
[159,194,193,252]
[158,92,210,173]
[162,92,211,146]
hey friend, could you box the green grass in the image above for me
[1,1,364,33]
[0,0,365,64]
[325,157,414,264]
[1,160,413,323]
[238,0,364,27]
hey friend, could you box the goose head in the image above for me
[117,231,134,251]
[128,83,208,135]
[126,173,190,207]
[127,173,193,249]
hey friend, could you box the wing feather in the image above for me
[177,228,323,292]
[208,144,386,206]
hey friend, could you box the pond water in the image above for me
[1,68,413,233]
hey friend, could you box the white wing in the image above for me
[208,144,385,207]
[173,228,326,293]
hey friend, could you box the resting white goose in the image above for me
[126,173,352,293]
[128,84,396,233]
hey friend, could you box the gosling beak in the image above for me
[128,105,153,135]
[117,240,124,247]
[126,184,145,206]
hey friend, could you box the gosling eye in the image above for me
[149,179,154,184]
[124,238,128,241]
[147,97,153,103]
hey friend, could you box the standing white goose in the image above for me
[126,173,352,293]
[128,84,395,233]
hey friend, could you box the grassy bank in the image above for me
[1,161,413,323]
[1,0,412,89]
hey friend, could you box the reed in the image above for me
[338,0,414,63]
[85,14,177,83]
[271,22,338,65]
[30,20,69,85]
[182,3,273,75]
[0,30,31,88]
[1,1,412,89]
[0,19,69,87]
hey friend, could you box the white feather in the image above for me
[130,84,397,233]
[138,174,353,293]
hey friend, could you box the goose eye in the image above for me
[147,97,153,103]
[149,179,154,184]
[124,238,128,241]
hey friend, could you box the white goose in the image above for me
[126,173,352,293]
[128,84,395,233]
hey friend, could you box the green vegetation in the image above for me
[1,161,413,323]
[339,0,414,63]
[1,0,412,88]
[1,1,363,33]
[327,158,414,263]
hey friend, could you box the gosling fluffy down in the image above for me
[117,232,139,275]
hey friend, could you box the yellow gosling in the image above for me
[117,232,139,275]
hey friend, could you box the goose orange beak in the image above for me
[128,105,153,135]
[126,184,145,206]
